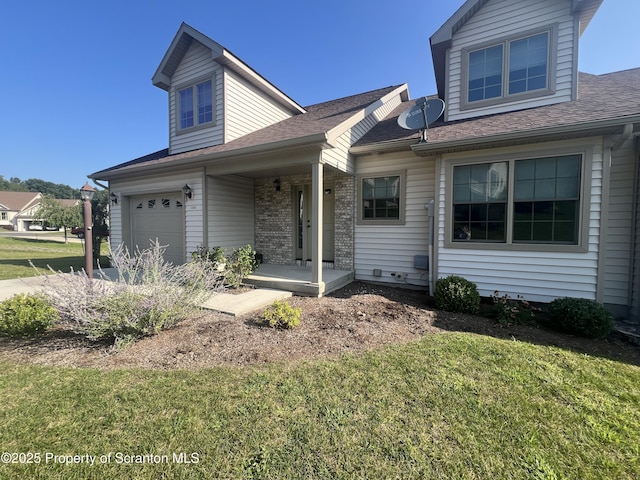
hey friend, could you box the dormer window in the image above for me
[462,26,556,109]
[177,78,213,131]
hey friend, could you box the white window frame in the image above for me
[444,146,592,253]
[175,75,215,134]
[357,171,406,225]
[461,24,558,111]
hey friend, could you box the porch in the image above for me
[245,264,354,296]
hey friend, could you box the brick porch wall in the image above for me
[254,171,354,269]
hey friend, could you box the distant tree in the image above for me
[0,175,27,192]
[23,178,78,199]
[35,196,83,243]
[0,175,78,198]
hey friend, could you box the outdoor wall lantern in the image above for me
[273,179,281,192]
[182,184,193,199]
[110,192,119,205]
[79,182,96,280]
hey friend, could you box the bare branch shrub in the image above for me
[41,240,224,346]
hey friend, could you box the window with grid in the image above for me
[466,30,550,105]
[451,155,582,245]
[362,176,401,220]
[513,155,581,243]
[453,162,508,241]
[178,79,213,130]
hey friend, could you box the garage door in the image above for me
[130,192,185,265]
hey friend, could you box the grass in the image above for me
[1,333,639,479]
[0,236,108,280]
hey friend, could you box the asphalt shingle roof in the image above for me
[355,69,640,149]
[91,85,402,178]
[0,191,40,211]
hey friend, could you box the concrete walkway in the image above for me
[201,289,291,316]
[0,270,290,316]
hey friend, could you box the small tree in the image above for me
[35,195,83,243]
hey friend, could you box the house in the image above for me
[0,193,80,231]
[90,0,640,322]
[0,191,42,231]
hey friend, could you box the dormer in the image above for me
[152,23,306,155]
[430,0,603,122]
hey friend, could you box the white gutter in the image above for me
[411,116,640,156]
[90,132,332,182]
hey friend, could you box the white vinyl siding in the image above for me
[169,41,224,154]
[355,152,435,286]
[603,138,636,306]
[633,147,640,321]
[224,70,294,143]
[207,175,255,250]
[108,170,205,263]
[446,0,576,121]
[323,92,404,175]
[436,139,603,303]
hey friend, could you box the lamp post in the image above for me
[80,182,95,280]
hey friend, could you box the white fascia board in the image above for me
[152,23,224,90]
[216,50,306,114]
[325,85,410,146]
[90,133,330,182]
[411,116,640,156]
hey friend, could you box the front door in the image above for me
[294,184,335,264]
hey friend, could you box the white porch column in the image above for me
[311,161,325,295]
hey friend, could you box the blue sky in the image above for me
[1,0,638,190]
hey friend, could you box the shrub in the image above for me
[491,291,539,326]
[0,294,59,336]
[547,297,613,338]
[434,275,480,314]
[43,240,224,346]
[262,300,301,329]
[192,244,259,288]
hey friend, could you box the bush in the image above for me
[547,297,613,338]
[262,300,301,329]
[192,244,259,288]
[434,275,480,314]
[0,294,59,336]
[44,240,225,346]
[491,291,539,326]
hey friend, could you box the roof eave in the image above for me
[350,138,419,156]
[89,132,331,181]
[410,116,640,156]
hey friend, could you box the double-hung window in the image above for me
[451,154,583,246]
[177,78,213,131]
[465,27,554,107]
[358,172,405,225]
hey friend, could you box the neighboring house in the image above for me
[90,0,640,322]
[0,191,42,231]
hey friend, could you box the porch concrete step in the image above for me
[201,288,292,316]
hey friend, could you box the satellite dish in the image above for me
[398,97,445,142]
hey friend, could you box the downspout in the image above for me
[597,124,633,304]
[612,125,634,310]
[612,124,633,152]
[92,180,109,190]
[427,199,435,296]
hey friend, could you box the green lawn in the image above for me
[0,236,107,280]
[1,333,638,479]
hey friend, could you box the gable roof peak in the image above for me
[429,0,604,100]
[152,22,305,114]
